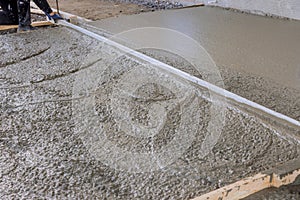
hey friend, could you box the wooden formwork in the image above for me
[0,21,55,31]
[192,159,300,200]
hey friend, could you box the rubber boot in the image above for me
[17,0,31,26]
[17,0,36,32]
[18,25,37,32]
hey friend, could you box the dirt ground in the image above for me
[48,0,150,20]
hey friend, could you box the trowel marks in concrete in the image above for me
[0,27,300,199]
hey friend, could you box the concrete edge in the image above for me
[58,20,300,128]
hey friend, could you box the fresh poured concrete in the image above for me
[0,25,299,199]
[87,6,300,122]
[90,6,300,91]
[203,0,300,20]
[0,5,299,199]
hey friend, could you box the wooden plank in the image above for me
[192,173,272,200]
[30,2,39,9]
[31,8,45,15]
[272,168,300,187]
[192,159,300,200]
[0,21,55,31]
[269,159,300,187]
[175,3,205,9]
[31,21,54,27]
[0,24,19,31]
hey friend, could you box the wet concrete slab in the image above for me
[0,27,299,199]
[203,0,300,20]
[92,7,300,89]
[87,6,300,122]
[89,7,300,91]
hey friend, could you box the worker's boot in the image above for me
[17,0,32,28]
[17,25,37,32]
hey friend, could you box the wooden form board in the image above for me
[192,159,300,200]
[31,8,45,15]
[176,3,205,9]
[0,21,54,31]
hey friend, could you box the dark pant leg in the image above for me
[0,11,12,25]
[8,0,19,23]
[17,0,31,26]
[33,0,52,14]
[0,0,9,12]
[0,0,18,24]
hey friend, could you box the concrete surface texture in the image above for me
[90,7,300,90]
[89,6,300,121]
[209,0,300,20]
[0,27,299,199]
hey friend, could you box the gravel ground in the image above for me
[118,0,184,9]
[47,0,183,21]
[0,27,299,199]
